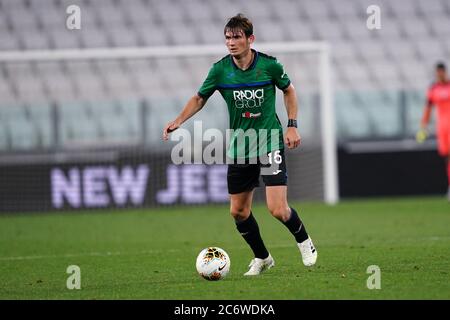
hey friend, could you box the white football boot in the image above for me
[298,237,317,267]
[244,254,275,276]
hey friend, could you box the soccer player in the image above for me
[163,14,317,275]
[417,62,450,201]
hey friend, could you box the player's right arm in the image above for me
[420,101,433,129]
[417,87,434,143]
[162,64,218,141]
[162,95,206,140]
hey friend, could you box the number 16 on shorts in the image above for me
[261,150,282,176]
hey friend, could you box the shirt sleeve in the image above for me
[271,59,291,91]
[197,65,217,99]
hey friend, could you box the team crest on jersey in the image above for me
[227,71,236,78]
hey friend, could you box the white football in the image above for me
[196,247,230,281]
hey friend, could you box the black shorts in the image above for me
[227,149,288,194]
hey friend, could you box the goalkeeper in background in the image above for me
[417,62,450,201]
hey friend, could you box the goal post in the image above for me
[319,43,339,205]
[0,42,339,209]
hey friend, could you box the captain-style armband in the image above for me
[287,119,297,128]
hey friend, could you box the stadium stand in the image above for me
[0,0,449,150]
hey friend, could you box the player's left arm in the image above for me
[283,84,301,149]
[271,59,301,149]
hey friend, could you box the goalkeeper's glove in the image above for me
[416,128,428,143]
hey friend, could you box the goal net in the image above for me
[0,42,338,212]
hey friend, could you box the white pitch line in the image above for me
[0,244,295,262]
[0,249,178,261]
[1,236,447,262]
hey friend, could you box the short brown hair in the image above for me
[436,62,446,71]
[224,14,253,38]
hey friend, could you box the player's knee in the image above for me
[230,205,251,221]
[268,205,290,221]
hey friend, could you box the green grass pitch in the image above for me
[0,197,449,299]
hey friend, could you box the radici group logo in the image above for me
[233,88,265,110]
[234,88,264,119]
